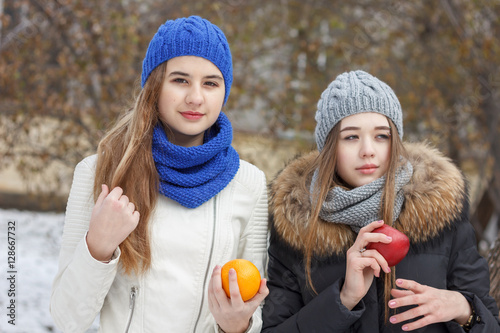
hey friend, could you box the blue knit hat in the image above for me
[141,16,233,105]
[314,70,403,152]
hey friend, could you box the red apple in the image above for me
[366,224,410,267]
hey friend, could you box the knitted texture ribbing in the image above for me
[311,161,413,232]
[152,113,240,208]
[141,16,233,105]
[315,70,403,152]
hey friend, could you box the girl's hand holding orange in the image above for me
[208,259,269,333]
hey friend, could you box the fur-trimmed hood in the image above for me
[269,142,466,257]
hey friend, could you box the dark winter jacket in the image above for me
[262,142,500,332]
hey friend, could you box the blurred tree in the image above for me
[0,0,499,247]
[489,237,500,308]
[1,0,146,194]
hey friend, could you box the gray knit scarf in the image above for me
[310,161,413,232]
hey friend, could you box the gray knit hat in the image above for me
[314,70,403,152]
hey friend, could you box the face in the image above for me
[336,112,391,188]
[158,56,225,147]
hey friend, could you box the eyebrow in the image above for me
[168,71,223,81]
[340,126,391,132]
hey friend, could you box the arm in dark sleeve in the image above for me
[262,239,365,332]
[446,212,500,332]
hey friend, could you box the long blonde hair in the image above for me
[303,117,407,321]
[93,62,167,275]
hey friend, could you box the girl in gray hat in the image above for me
[262,70,499,332]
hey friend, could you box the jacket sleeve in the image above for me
[50,156,120,333]
[262,232,365,332]
[224,164,269,333]
[446,216,500,332]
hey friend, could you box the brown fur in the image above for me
[269,142,465,256]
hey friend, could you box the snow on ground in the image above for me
[0,208,98,333]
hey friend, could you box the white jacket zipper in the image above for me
[124,286,138,333]
[193,197,217,331]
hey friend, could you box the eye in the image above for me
[376,133,391,140]
[342,134,358,140]
[172,78,188,84]
[204,81,219,87]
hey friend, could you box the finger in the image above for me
[359,220,385,234]
[107,186,124,201]
[398,316,435,332]
[127,201,136,214]
[360,249,391,273]
[247,278,270,304]
[354,220,391,249]
[207,267,217,307]
[358,231,393,248]
[388,291,424,310]
[389,305,432,330]
[367,258,382,278]
[132,210,140,224]
[228,268,243,304]
[259,278,269,294]
[355,257,382,278]
[118,193,130,207]
[360,219,385,231]
[396,279,426,294]
[209,265,223,307]
[390,288,414,298]
[95,184,109,206]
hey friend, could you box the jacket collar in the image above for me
[269,142,466,256]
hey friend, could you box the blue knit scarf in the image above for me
[152,113,240,208]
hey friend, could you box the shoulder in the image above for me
[69,154,98,185]
[269,151,354,256]
[268,151,317,226]
[75,154,98,172]
[232,159,266,195]
[399,142,467,243]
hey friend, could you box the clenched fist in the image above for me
[86,184,140,262]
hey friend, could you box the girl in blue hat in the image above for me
[51,16,268,333]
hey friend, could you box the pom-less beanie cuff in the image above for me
[141,16,233,105]
[314,70,403,152]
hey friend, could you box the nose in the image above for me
[359,138,375,158]
[186,85,203,105]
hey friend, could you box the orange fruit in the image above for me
[221,259,261,301]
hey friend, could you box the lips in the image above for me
[180,111,204,120]
[357,164,378,175]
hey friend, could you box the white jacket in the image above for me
[50,154,269,333]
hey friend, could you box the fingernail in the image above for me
[396,279,403,285]
[385,267,391,273]
[390,316,397,323]
[402,325,409,331]
[378,220,384,223]
[389,301,396,307]
[386,236,392,240]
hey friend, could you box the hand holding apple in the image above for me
[366,224,410,267]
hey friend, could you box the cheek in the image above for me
[211,91,225,110]
[158,90,178,114]
[378,146,391,172]
[382,145,391,162]
[336,149,351,175]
